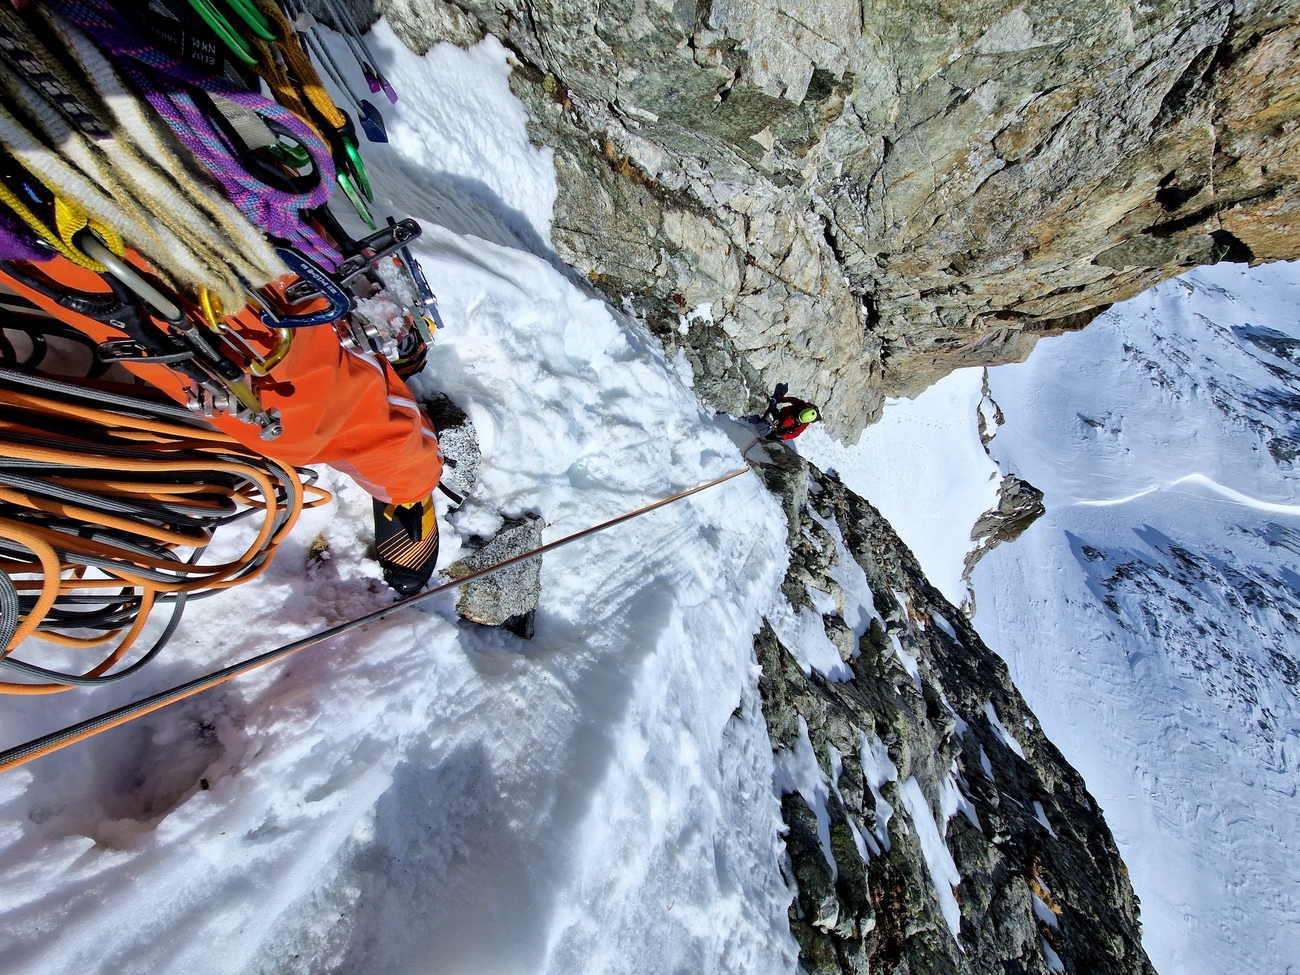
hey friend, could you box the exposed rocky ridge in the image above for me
[356,0,1300,439]
[748,442,1152,975]
[962,473,1046,608]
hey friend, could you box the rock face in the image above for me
[750,443,1153,975]
[422,392,481,501]
[357,0,1300,439]
[962,474,1046,593]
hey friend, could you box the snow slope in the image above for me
[0,27,800,975]
[796,369,1000,607]
[973,263,1300,975]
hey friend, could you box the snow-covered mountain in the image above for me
[802,261,1300,975]
[2,19,1254,975]
[971,264,1300,975]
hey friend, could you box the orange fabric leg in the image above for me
[250,323,442,503]
[0,258,441,504]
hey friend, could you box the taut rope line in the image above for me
[0,463,754,774]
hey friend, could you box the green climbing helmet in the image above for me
[798,406,820,424]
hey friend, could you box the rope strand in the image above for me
[0,465,752,770]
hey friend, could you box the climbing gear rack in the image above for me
[0,365,329,694]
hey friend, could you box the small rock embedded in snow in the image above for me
[422,393,481,500]
[797,368,1001,606]
[445,514,544,636]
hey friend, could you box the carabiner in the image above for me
[336,171,375,230]
[217,0,275,40]
[401,245,443,329]
[184,0,257,66]
[263,140,313,170]
[335,112,373,201]
[258,247,352,328]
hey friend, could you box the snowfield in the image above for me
[803,262,1300,974]
[972,262,1300,975]
[0,28,800,975]
[797,370,1000,609]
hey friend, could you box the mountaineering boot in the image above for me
[373,494,439,595]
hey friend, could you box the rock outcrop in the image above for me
[962,474,1046,597]
[444,513,544,638]
[355,0,1300,440]
[750,442,1153,975]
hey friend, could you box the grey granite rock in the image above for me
[443,514,543,635]
[749,442,1154,975]
[961,474,1047,612]
[364,0,1300,440]
[422,393,481,502]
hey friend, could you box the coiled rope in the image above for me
[0,366,330,695]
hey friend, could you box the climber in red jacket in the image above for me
[764,384,821,440]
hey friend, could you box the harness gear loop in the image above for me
[0,172,125,272]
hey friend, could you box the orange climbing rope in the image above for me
[0,367,330,695]
[0,463,754,773]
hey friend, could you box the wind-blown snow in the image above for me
[0,27,800,975]
[807,508,882,640]
[858,731,897,854]
[369,24,556,243]
[982,700,1025,759]
[940,762,980,832]
[798,368,1001,606]
[973,262,1300,975]
[765,598,853,682]
[772,717,837,881]
[897,777,962,943]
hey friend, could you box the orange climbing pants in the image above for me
[0,255,442,504]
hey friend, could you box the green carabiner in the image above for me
[218,0,275,41]
[336,170,376,230]
[340,135,372,202]
[263,140,312,170]
[185,0,257,65]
